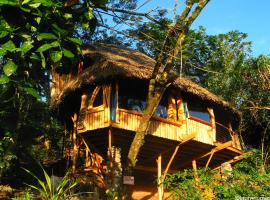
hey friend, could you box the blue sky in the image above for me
[136,0,270,56]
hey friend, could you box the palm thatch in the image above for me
[50,44,240,122]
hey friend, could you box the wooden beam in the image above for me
[198,141,233,160]
[163,133,196,179]
[213,152,253,170]
[175,141,233,170]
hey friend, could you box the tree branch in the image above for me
[106,7,168,28]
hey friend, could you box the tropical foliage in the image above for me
[164,150,270,200]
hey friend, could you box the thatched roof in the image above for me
[51,44,240,123]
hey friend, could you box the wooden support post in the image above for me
[163,133,196,178]
[71,113,78,174]
[163,145,180,179]
[192,160,198,180]
[85,148,90,168]
[207,108,216,142]
[108,128,113,168]
[192,160,197,171]
[205,151,215,169]
[157,154,163,200]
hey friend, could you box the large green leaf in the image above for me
[36,41,59,52]
[68,37,82,45]
[63,48,74,58]
[20,41,34,54]
[2,40,16,52]
[0,75,10,84]
[50,51,62,63]
[0,0,19,6]
[52,23,68,36]
[23,87,40,99]
[3,60,18,76]
[0,31,8,38]
[37,33,57,41]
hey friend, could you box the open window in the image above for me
[118,80,147,112]
[88,86,104,109]
[187,100,211,124]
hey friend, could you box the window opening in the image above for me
[93,87,103,107]
[187,100,211,123]
[110,84,117,121]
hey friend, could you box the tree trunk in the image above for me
[127,0,210,169]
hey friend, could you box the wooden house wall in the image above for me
[76,83,241,148]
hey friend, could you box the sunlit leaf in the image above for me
[36,41,59,52]
[23,87,40,99]
[68,37,82,45]
[37,33,57,41]
[22,0,30,5]
[20,41,34,54]
[29,3,41,8]
[0,0,19,6]
[63,48,74,58]
[2,40,16,52]
[50,51,62,63]
[0,31,8,38]
[40,52,46,68]
[0,48,6,56]
[30,53,40,61]
[0,75,10,84]
[3,60,17,76]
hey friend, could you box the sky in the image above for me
[136,0,270,56]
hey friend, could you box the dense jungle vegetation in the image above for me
[0,0,269,199]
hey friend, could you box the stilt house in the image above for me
[50,44,244,199]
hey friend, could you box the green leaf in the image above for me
[2,40,16,52]
[64,13,72,20]
[3,60,17,76]
[24,87,40,99]
[63,48,74,58]
[0,0,19,6]
[68,37,82,45]
[22,0,30,5]
[29,2,41,8]
[31,0,54,7]
[0,48,6,56]
[20,41,34,54]
[52,23,68,36]
[50,51,62,63]
[40,52,46,68]
[0,31,8,38]
[30,53,40,61]
[37,33,57,41]
[36,41,59,52]
[0,75,10,84]
[31,26,37,32]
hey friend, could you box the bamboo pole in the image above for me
[157,154,163,200]
[108,128,113,168]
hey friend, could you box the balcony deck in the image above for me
[78,106,241,150]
